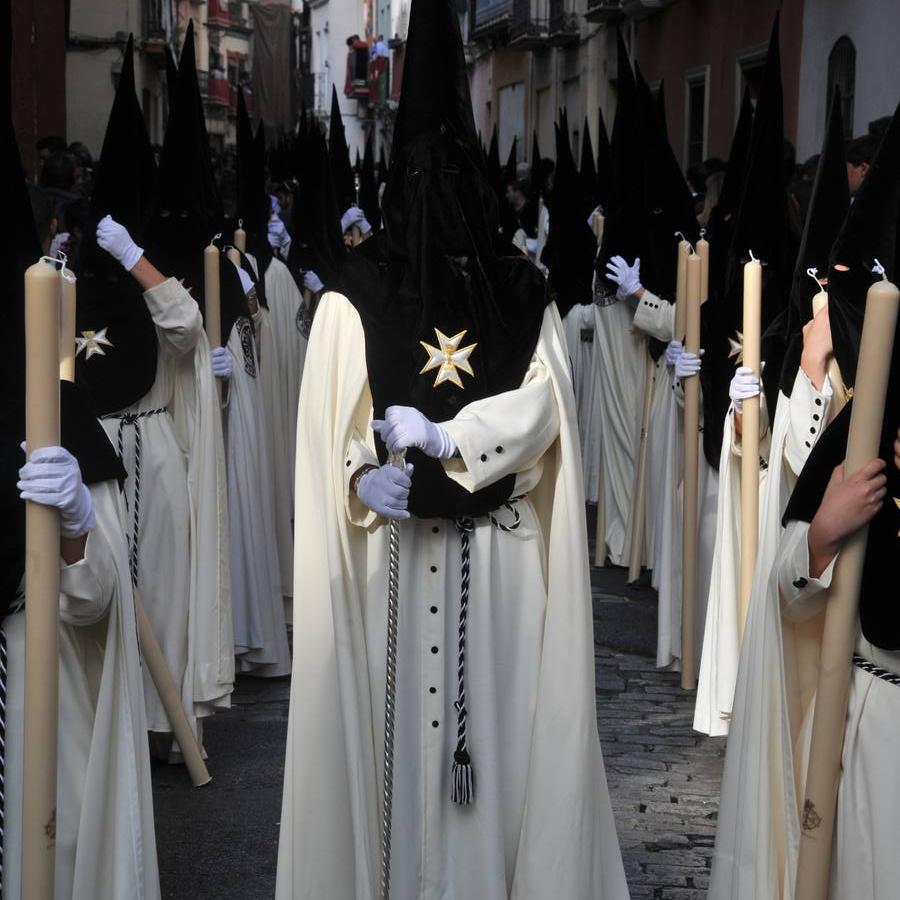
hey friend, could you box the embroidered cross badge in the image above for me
[419,328,477,389]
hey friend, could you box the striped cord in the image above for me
[103,408,167,587]
[451,518,475,805]
[853,655,900,687]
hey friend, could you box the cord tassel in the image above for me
[452,519,475,806]
[451,748,474,805]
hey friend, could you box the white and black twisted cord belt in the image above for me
[853,655,900,687]
[102,408,168,587]
[449,498,525,807]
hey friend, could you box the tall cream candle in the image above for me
[22,259,62,900]
[794,276,900,900]
[59,266,77,382]
[696,233,710,305]
[674,235,691,341]
[738,254,762,639]
[681,252,702,690]
[233,219,247,253]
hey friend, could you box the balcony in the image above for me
[207,74,230,106]
[207,0,231,29]
[470,0,512,39]
[584,0,622,23]
[142,0,165,45]
[509,0,547,49]
[548,0,580,45]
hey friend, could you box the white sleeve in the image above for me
[143,277,204,358]
[784,368,833,477]
[632,289,676,342]
[777,520,837,623]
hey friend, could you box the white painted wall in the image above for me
[308,0,367,161]
[797,0,900,158]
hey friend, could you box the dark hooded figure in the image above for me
[275,0,629,896]
[75,26,234,749]
[710,98,900,900]
[0,17,159,892]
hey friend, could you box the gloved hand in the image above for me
[211,346,233,379]
[302,270,324,294]
[675,349,704,379]
[270,194,281,217]
[267,215,290,250]
[49,231,71,261]
[372,406,457,459]
[356,462,414,520]
[18,445,96,539]
[729,364,764,413]
[665,340,684,368]
[341,205,372,235]
[96,214,144,271]
[605,255,642,301]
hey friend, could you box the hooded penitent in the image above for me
[761,86,851,414]
[701,15,795,467]
[543,114,599,318]
[288,121,347,288]
[143,20,248,343]
[335,0,548,520]
[72,35,160,416]
[328,85,357,213]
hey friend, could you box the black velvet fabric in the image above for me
[335,0,548,520]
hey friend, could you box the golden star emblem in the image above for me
[419,328,477,389]
[728,331,744,364]
[75,327,113,360]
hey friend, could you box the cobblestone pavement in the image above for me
[154,561,726,898]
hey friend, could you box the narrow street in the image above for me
[153,530,726,899]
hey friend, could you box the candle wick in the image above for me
[209,233,223,248]
[806,267,823,290]
[748,249,758,263]
[872,258,888,280]
[699,227,707,239]
[674,231,686,242]
[238,219,244,229]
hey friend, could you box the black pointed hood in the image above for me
[595,106,612,211]
[359,134,381,231]
[164,43,178,119]
[579,116,599,214]
[487,127,502,194]
[73,34,159,416]
[826,97,900,390]
[335,0,548,520]
[655,80,668,142]
[329,85,357,211]
[701,15,796,468]
[763,87,850,410]
[544,113,599,317]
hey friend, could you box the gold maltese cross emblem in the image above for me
[727,331,744,364]
[75,327,113,360]
[419,328,477,389]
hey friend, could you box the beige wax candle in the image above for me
[22,259,62,900]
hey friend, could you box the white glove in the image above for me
[267,215,290,250]
[729,364,764,413]
[49,231,71,261]
[586,207,602,230]
[605,255,642,301]
[341,205,368,234]
[18,445,96,539]
[211,346,233,379]
[270,194,281,217]
[372,406,457,459]
[665,340,683,368]
[303,270,324,294]
[96,214,143,271]
[675,349,704,379]
[356,462,414,520]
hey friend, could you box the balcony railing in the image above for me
[207,0,231,28]
[470,0,512,38]
[509,0,548,49]
[142,0,165,41]
[584,0,622,23]
[207,75,230,106]
[548,0,579,44]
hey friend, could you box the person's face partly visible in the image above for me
[847,161,869,196]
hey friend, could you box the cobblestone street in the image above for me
[154,559,726,898]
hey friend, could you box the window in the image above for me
[827,37,855,138]
[684,67,708,169]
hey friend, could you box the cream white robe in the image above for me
[591,285,643,566]
[248,255,309,599]
[709,375,839,898]
[101,277,233,734]
[562,302,603,504]
[3,483,159,900]
[695,370,832,735]
[276,293,628,899]
[224,315,290,677]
